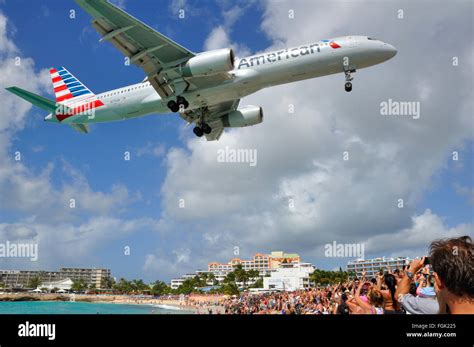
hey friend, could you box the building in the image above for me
[208,251,301,276]
[39,278,73,292]
[268,251,301,269]
[0,267,112,290]
[170,273,202,290]
[59,268,111,289]
[0,270,61,289]
[263,263,315,292]
[347,257,411,278]
[170,251,303,290]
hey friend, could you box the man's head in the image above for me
[430,236,473,300]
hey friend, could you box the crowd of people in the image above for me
[223,236,473,315]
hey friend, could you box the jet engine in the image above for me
[180,48,235,77]
[222,106,264,128]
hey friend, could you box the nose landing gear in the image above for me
[345,81,352,92]
[344,69,355,92]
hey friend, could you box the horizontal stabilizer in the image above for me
[5,86,58,113]
[69,123,89,134]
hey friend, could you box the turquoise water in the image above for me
[0,301,191,314]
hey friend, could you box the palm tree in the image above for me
[150,280,170,296]
[233,265,249,288]
[27,276,42,290]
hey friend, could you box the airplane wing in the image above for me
[76,0,231,99]
[180,99,240,141]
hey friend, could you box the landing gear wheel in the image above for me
[345,82,352,92]
[167,100,180,113]
[201,123,212,134]
[176,96,189,110]
[344,69,354,92]
[193,126,204,137]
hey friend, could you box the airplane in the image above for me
[6,0,397,140]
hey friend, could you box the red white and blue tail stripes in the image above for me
[49,66,94,102]
[49,66,104,121]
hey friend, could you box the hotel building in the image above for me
[0,267,112,289]
[59,268,111,289]
[263,262,316,291]
[0,270,60,289]
[170,251,302,289]
[208,251,301,275]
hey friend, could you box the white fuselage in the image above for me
[54,36,396,124]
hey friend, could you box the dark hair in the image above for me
[427,275,435,287]
[341,293,348,302]
[430,236,474,298]
[384,274,398,309]
[409,282,417,295]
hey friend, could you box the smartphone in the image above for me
[423,257,430,265]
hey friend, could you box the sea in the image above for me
[0,301,192,314]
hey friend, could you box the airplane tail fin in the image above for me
[49,66,95,103]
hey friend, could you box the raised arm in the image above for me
[354,283,372,313]
[395,257,425,299]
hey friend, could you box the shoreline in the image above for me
[0,293,224,314]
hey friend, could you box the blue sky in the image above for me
[0,0,472,282]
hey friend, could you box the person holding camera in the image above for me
[395,256,439,314]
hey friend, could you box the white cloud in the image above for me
[169,0,187,12]
[0,12,150,272]
[204,25,250,57]
[364,209,472,257]
[143,247,192,279]
[136,142,166,158]
[0,217,160,269]
[156,0,474,274]
[203,3,252,57]
[204,26,230,51]
[0,11,136,221]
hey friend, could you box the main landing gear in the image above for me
[190,108,212,137]
[193,122,212,137]
[167,96,189,113]
[344,69,355,92]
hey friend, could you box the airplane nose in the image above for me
[383,43,397,59]
[387,44,397,58]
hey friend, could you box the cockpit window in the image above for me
[367,37,377,40]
